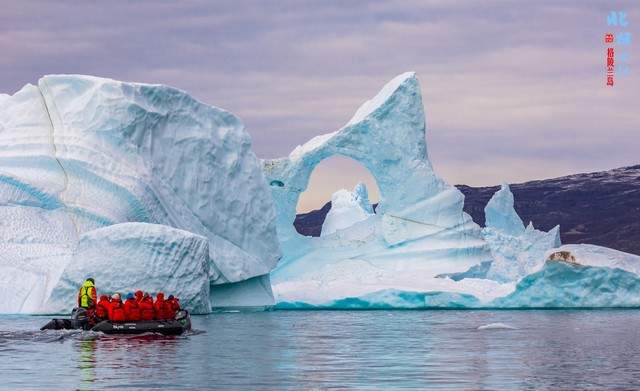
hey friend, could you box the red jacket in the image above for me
[154,293,174,320]
[167,298,181,314]
[95,296,111,319]
[109,298,125,322]
[139,297,155,320]
[123,298,142,321]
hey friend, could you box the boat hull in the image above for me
[92,319,189,335]
[40,309,192,336]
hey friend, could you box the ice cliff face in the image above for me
[45,223,211,314]
[320,183,374,236]
[0,75,280,313]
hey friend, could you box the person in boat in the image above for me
[123,293,142,321]
[167,295,181,316]
[108,293,126,322]
[77,278,97,312]
[139,292,155,321]
[154,292,174,320]
[95,295,111,321]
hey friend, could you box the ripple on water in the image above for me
[1,310,640,390]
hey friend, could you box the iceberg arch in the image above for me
[268,72,492,301]
[264,72,478,246]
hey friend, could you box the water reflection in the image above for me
[3,311,640,390]
[77,339,97,389]
[73,334,182,388]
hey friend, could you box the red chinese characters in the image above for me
[605,33,614,43]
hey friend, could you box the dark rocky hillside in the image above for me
[294,202,333,237]
[294,165,640,255]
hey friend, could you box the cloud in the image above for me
[0,1,638,199]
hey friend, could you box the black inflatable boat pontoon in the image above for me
[41,308,191,336]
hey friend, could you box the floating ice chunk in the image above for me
[477,323,517,330]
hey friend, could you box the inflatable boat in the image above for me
[41,308,192,336]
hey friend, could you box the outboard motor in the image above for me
[71,308,90,330]
[175,310,192,331]
[40,308,87,331]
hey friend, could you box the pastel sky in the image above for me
[1,1,638,211]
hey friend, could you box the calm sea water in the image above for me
[1,310,640,390]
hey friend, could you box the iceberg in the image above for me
[320,183,374,236]
[1,71,638,313]
[268,72,497,307]
[267,72,640,310]
[0,75,281,313]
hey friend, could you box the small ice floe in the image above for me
[477,322,517,330]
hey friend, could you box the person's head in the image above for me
[86,278,95,285]
[112,293,121,301]
[156,292,164,300]
[135,290,143,298]
[168,295,174,300]
[126,293,134,301]
[99,294,109,301]
[143,292,150,299]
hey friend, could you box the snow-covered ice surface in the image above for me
[269,72,640,310]
[550,244,640,275]
[0,75,281,313]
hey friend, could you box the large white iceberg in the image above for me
[0,75,281,313]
